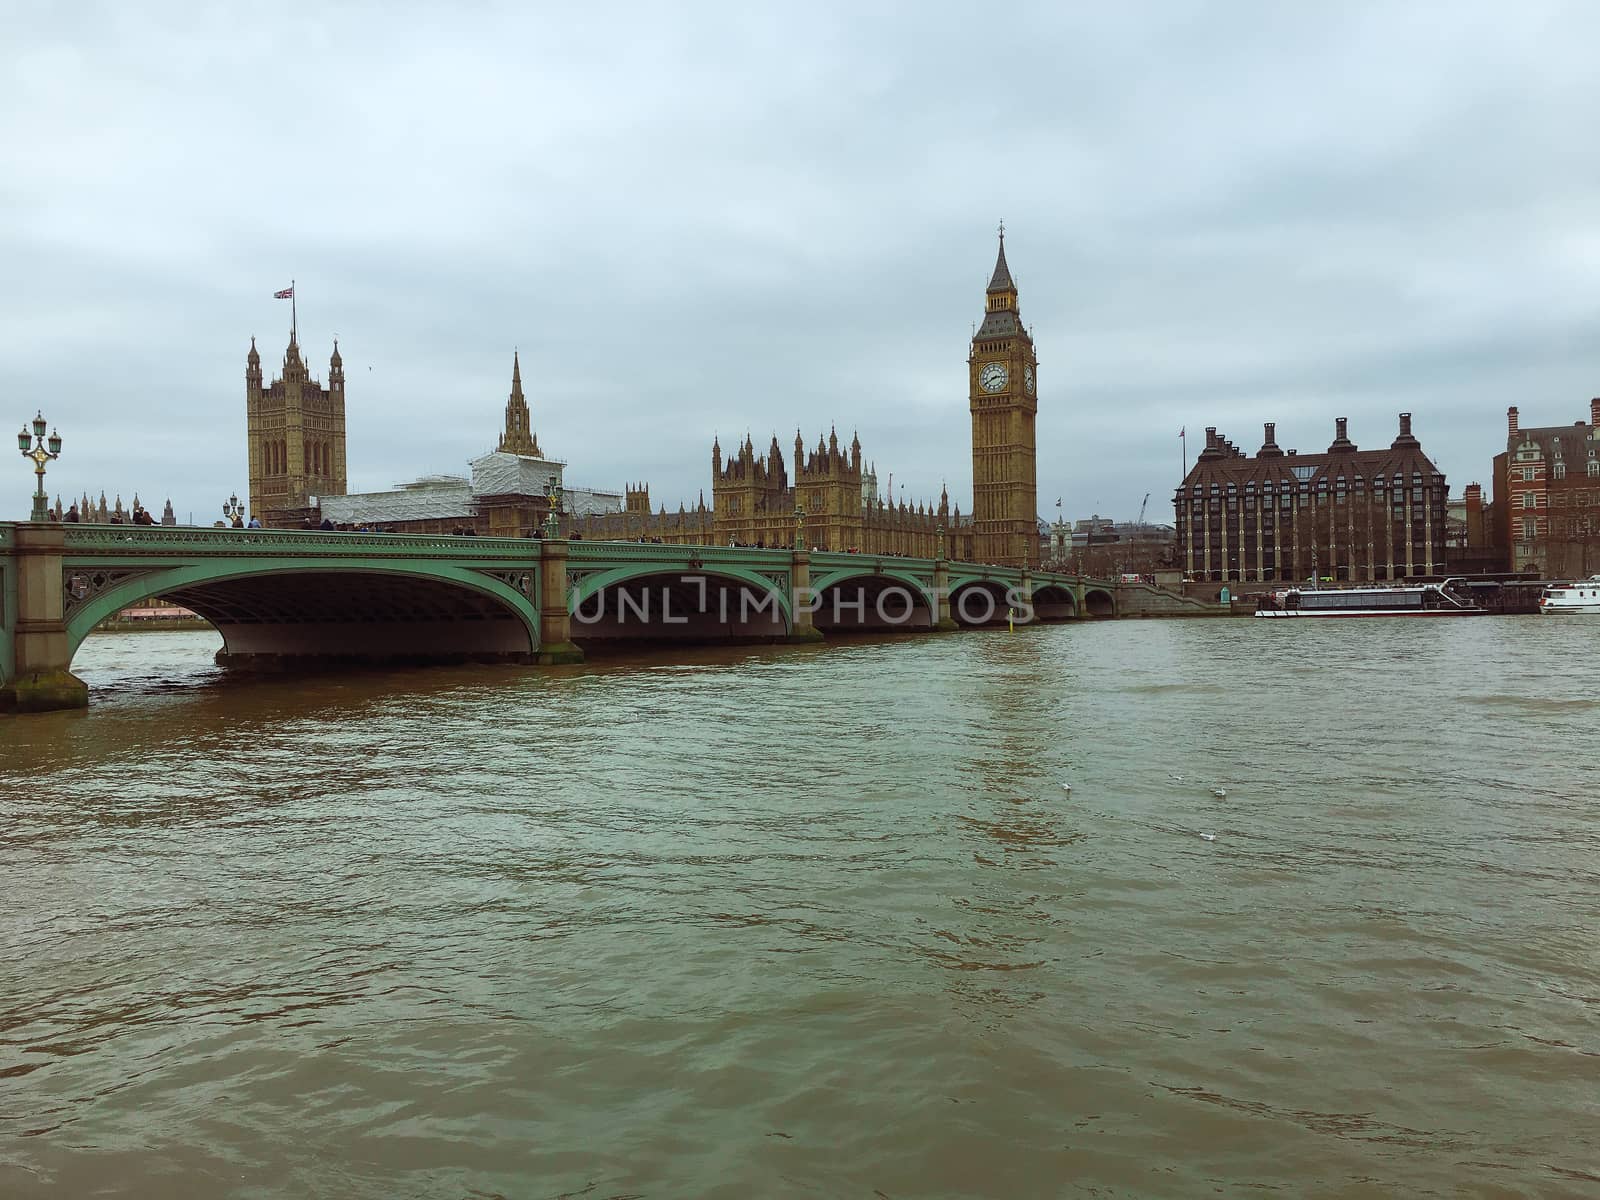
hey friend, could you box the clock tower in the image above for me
[969,225,1038,567]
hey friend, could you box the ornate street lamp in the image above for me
[222,493,244,526]
[544,478,564,539]
[18,411,62,522]
[793,504,806,552]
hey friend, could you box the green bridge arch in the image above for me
[568,562,795,628]
[809,565,936,601]
[63,559,543,662]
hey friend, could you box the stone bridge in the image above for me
[0,522,1121,711]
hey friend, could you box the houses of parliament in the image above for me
[247,232,1041,567]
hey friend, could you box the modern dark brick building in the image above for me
[1175,414,1447,583]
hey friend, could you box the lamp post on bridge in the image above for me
[222,493,245,528]
[793,504,806,552]
[544,479,564,539]
[17,411,62,522]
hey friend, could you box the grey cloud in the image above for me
[3,1,1597,525]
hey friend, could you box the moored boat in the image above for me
[1539,576,1600,615]
[1254,580,1485,617]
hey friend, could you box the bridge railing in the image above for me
[6,522,1119,588]
[566,541,800,566]
[48,523,540,559]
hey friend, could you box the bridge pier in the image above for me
[788,547,824,643]
[537,537,585,664]
[931,556,959,631]
[1,525,88,712]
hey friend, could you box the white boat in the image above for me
[1254,580,1485,617]
[1539,576,1600,615]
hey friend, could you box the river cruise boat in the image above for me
[1539,576,1600,614]
[1254,581,1485,618]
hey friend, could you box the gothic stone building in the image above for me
[250,232,1044,560]
[313,352,621,535]
[1494,399,1600,577]
[712,429,969,557]
[1175,414,1447,583]
[968,229,1038,566]
[247,331,348,524]
[572,231,1039,563]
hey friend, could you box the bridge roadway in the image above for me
[0,522,1121,712]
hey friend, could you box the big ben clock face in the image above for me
[979,362,1009,392]
[1024,365,1035,394]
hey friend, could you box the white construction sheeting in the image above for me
[469,451,564,498]
[320,478,473,525]
[315,455,624,525]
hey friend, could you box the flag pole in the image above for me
[1180,427,1187,478]
[291,278,297,343]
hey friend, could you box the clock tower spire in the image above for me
[969,223,1038,567]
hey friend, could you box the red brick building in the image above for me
[1175,414,1447,583]
[1493,399,1600,577]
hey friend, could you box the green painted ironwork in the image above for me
[62,560,544,660]
[4,521,1123,692]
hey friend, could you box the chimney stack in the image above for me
[1205,427,1217,449]
[1508,406,1519,436]
[1591,398,1599,427]
[1465,482,1485,547]
[1328,416,1356,453]
[1391,411,1419,450]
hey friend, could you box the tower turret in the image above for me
[969,223,1039,567]
[497,350,541,456]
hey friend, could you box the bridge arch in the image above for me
[1031,583,1078,622]
[65,561,542,667]
[1083,587,1116,618]
[809,567,935,632]
[569,565,792,642]
[946,576,1019,627]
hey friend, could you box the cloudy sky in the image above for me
[5,1,1598,526]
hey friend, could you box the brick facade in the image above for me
[1175,414,1447,583]
[1494,400,1600,577]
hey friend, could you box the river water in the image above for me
[1,619,1596,1198]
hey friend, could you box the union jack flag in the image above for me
[273,286,294,299]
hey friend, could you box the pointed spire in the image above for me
[247,335,260,365]
[330,337,342,368]
[987,220,1014,292]
[498,349,540,456]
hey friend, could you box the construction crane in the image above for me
[1137,492,1149,530]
